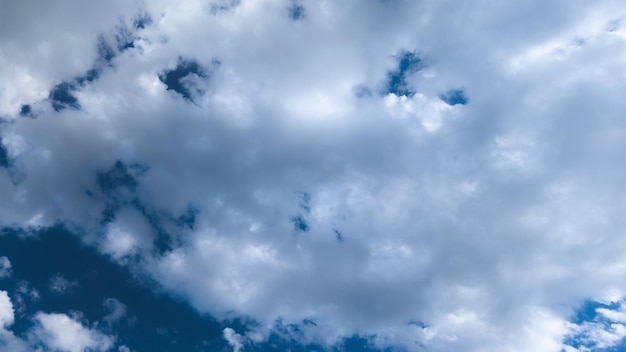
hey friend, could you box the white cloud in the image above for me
[3,0,626,350]
[0,291,29,352]
[0,257,11,279]
[223,327,244,352]
[0,293,118,352]
[0,291,14,329]
[29,312,115,352]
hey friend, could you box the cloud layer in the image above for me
[3,0,626,350]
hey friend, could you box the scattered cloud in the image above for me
[223,327,245,352]
[48,274,78,294]
[103,298,127,326]
[0,257,11,279]
[29,312,115,352]
[2,0,626,351]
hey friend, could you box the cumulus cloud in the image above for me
[0,291,14,330]
[0,292,118,352]
[0,291,29,352]
[3,0,626,350]
[0,257,11,279]
[29,312,115,352]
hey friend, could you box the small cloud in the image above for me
[223,327,244,352]
[16,282,39,301]
[29,312,115,352]
[103,298,127,326]
[13,281,40,315]
[0,256,11,278]
[48,275,78,294]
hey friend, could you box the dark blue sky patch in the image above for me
[99,202,120,227]
[96,161,143,196]
[177,204,199,230]
[0,226,230,351]
[297,191,311,213]
[439,88,468,106]
[334,229,344,242]
[570,300,615,325]
[97,36,116,64]
[291,215,310,232]
[129,199,174,255]
[74,38,113,86]
[115,23,135,52]
[0,139,9,168]
[302,318,317,327]
[288,2,306,20]
[407,320,428,329]
[210,0,242,14]
[133,12,153,29]
[19,104,31,117]
[76,67,101,86]
[159,58,209,103]
[338,335,391,352]
[49,82,80,112]
[385,51,423,97]
[130,199,201,255]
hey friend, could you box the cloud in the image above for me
[223,327,244,352]
[0,291,28,352]
[0,291,14,330]
[0,292,118,352]
[3,0,626,350]
[48,274,78,294]
[102,298,127,326]
[0,257,11,279]
[29,312,115,352]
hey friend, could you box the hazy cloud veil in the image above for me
[2,0,626,351]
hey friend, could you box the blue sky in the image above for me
[2,1,626,351]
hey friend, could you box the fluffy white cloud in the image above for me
[0,293,118,352]
[0,257,11,279]
[0,291,14,329]
[0,291,29,352]
[223,327,244,352]
[3,0,626,350]
[29,312,114,352]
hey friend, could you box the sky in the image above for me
[2,0,626,351]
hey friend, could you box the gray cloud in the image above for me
[2,0,626,350]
